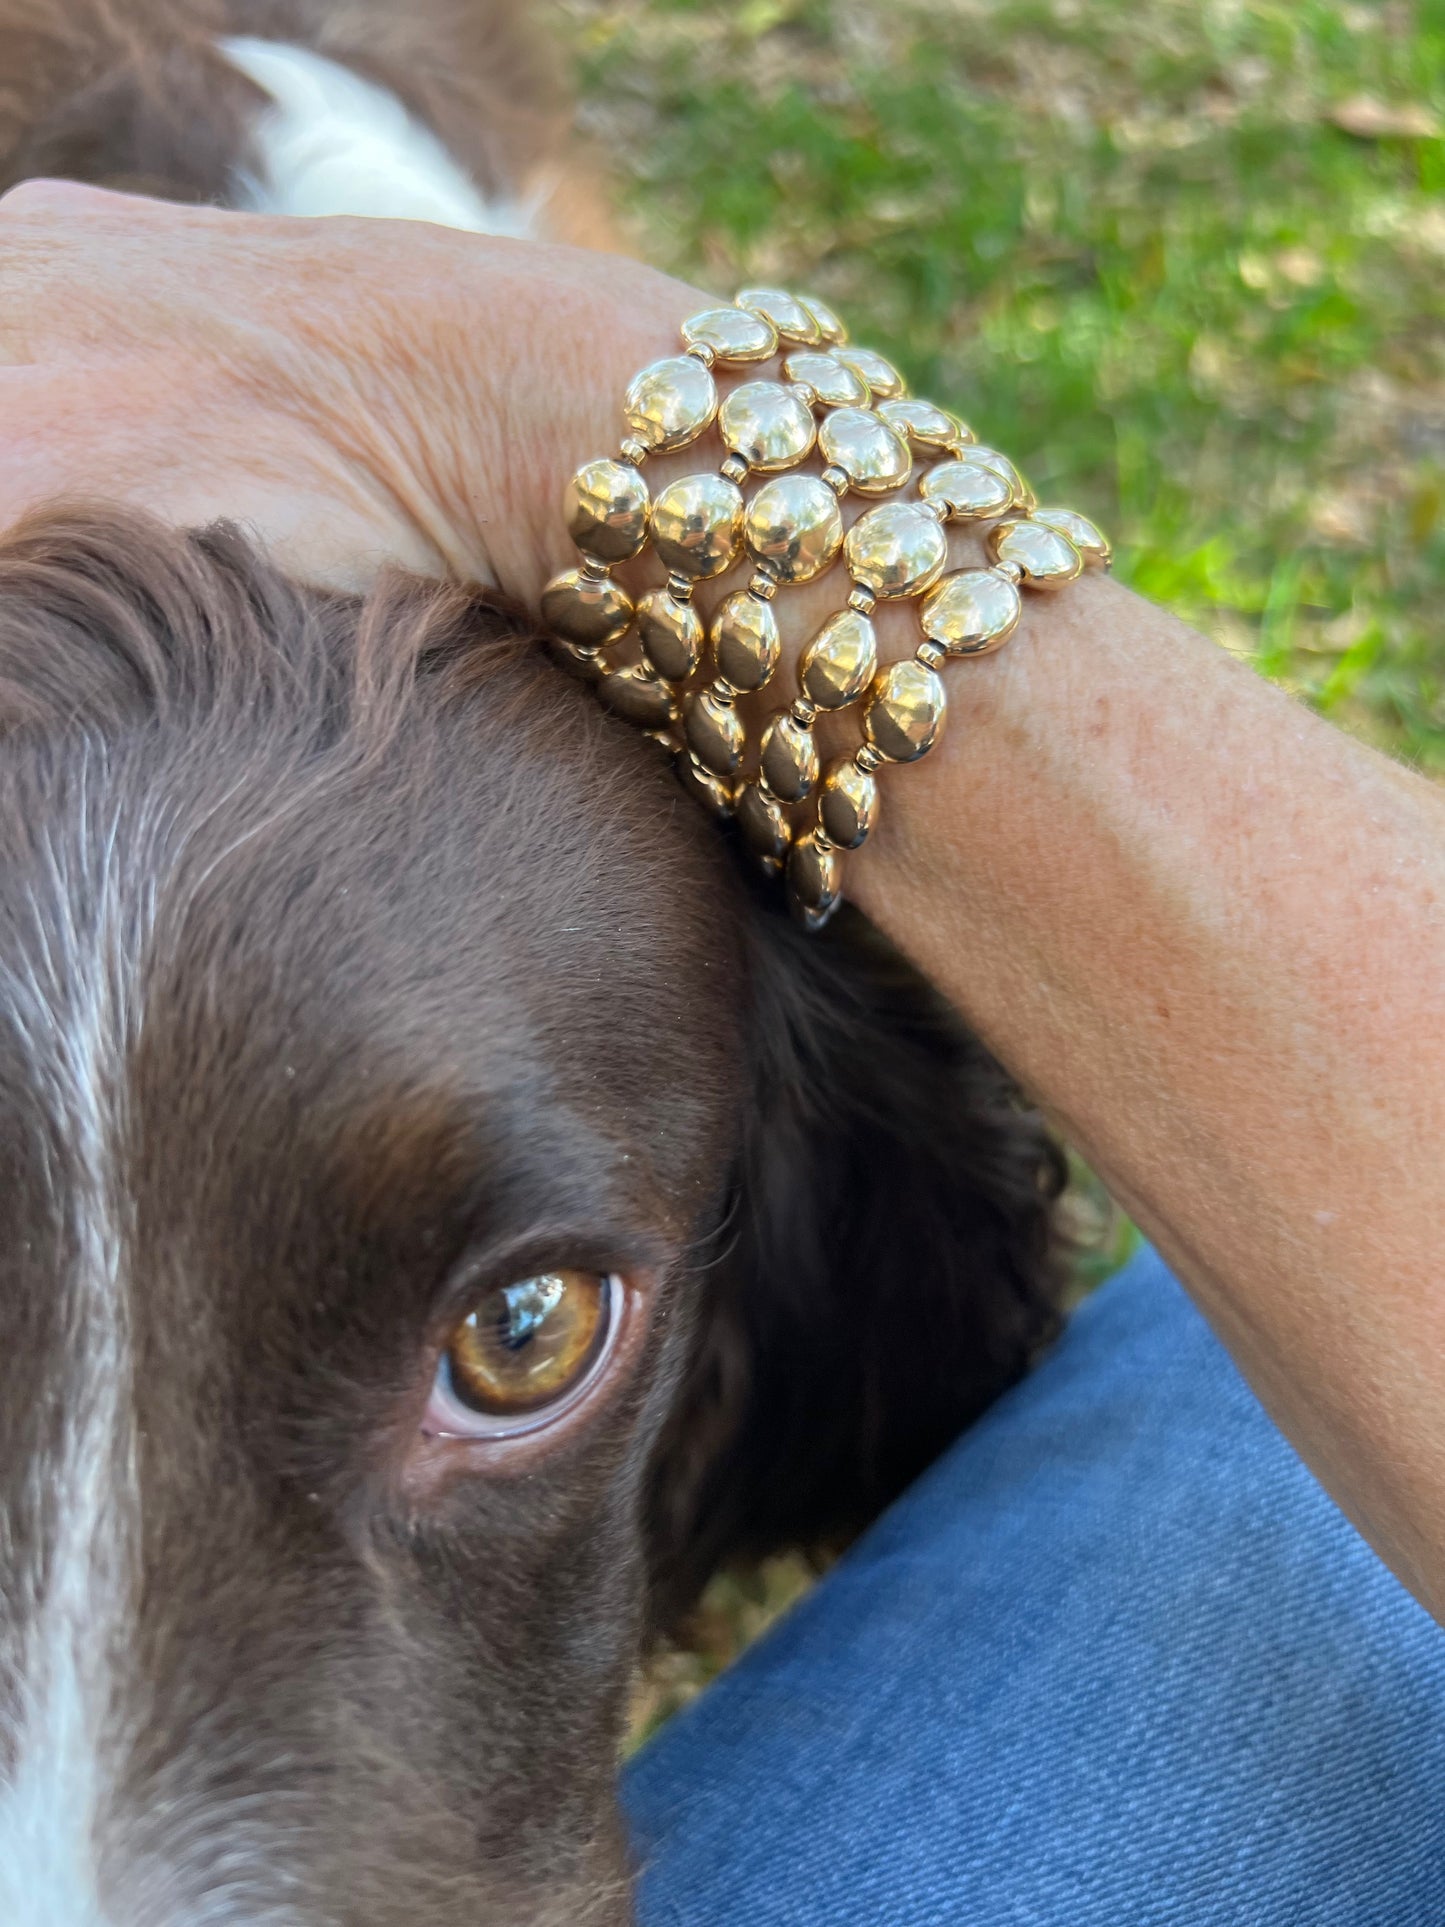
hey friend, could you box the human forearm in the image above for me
[383,238,1445,1612]
[841,572,1445,1614]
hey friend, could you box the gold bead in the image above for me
[618,437,650,467]
[1031,505,1112,567]
[713,590,781,692]
[844,500,948,598]
[598,664,678,730]
[735,287,822,344]
[988,518,1084,589]
[760,710,820,802]
[876,397,961,450]
[637,590,705,682]
[548,637,609,683]
[799,608,878,709]
[919,458,1015,520]
[788,831,843,924]
[864,659,947,763]
[818,756,879,849]
[921,566,1023,656]
[681,305,779,362]
[962,443,1026,499]
[782,351,869,407]
[683,685,747,776]
[817,408,912,495]
[916,639,947,669]
[744,474,845,584]
[798,294,848,345]
[677,753,737,818]
[719,451,751,484]
[650,472,744,579]
[736,780,792,865]
[719,380,818,471]
[848,584,878,615]
[564,457,650,564]
[623,355,719,453]
[835,346,906,400]
[540,567,635,650]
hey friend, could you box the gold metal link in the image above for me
[538,286,1106,931]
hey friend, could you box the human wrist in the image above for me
[348,229,708,602]
[539,286,1109,927]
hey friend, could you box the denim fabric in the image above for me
[625,1248,1445,1925]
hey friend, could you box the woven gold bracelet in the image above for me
[540,288,1110,930]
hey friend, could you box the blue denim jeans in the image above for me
[625,1248,1445,1924]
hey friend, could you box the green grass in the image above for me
[568,0,1445,764]
[566,0,1445,1739]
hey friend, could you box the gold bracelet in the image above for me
[540,288,1110,930]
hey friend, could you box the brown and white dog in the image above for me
[0,6,1065,1923]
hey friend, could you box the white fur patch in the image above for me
[220,37,540,235]
[0,782,138,1926]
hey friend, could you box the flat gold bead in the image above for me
[787,831,843,920]
[844,500,948,598]
[744,474,844,584]
[918,458,1015,520]
[736,780,792,864]
[836,346,906,399]
[818,756,879,849]
[637,590,705,682]
[719,380,818,471]
[712,590,781,691]
[540,567,634,649]
[799,608,878,709]
[649,472,744,579]
[683,686,747,776]
[735,286,822,344]
[681,305,779,363]
[964,443,1026,499]
[760,710,820,802]
[876,397,960,449]
[988,518,1084,589]
[782,351,869,407]
[864,658,947,763]
[677,755,737,818]
[623,354,719,453]
[818,408,912,496]
[564,457,650,563]
[1031,505,1112,566]
[920,567,1023,655]
[548,636,609,684]
[598,664,677,730]
[798,293,848,344]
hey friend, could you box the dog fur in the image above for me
[0,8,1065,1921]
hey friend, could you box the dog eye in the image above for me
[424,1271,617,1438]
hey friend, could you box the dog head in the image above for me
[0,509,1061,1923]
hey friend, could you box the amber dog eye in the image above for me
[424,1271,617,1439]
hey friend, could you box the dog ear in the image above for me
[646,898,1067,1624]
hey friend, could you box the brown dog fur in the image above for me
[0,11,1062,1920]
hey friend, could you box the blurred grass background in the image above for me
[561,0,1445,1741]
[568,0,1445,761]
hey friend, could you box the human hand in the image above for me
[0,180,702,597]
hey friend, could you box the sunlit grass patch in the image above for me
[568,0,1445,763]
